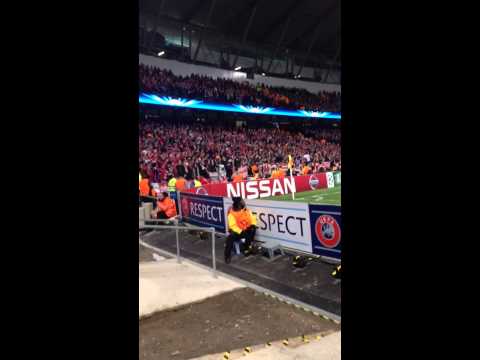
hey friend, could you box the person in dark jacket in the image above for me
[176,160,186,178]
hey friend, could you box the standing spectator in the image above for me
[176,160,186,178]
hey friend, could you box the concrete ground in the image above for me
[140,286,339,360]
[139,243,166,262]
[139,257,244,318]
[141,228,341,315]
[139,241,340,359]
[193,331,341,360]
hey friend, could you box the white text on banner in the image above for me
[224,198,312,253]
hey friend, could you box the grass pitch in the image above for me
[264,185,341,205]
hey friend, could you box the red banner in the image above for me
[184,173,328,199]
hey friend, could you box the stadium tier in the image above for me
[140,64,341,112]
[139,119,340,188]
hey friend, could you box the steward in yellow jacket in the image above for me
[167,175,177,192]
[225,197,257,264]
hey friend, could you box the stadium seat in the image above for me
[262,243,285,261]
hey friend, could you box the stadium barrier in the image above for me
[177,191,341,260]
[139,218,218,278]
[183,172,340,199]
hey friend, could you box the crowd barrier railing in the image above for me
[139,218,217,278]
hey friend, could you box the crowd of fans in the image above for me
[139,64,341,112]
[139,120,341,186]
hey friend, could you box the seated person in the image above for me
[151,192,177,219]
[224,197,257,264]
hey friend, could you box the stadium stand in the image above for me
[139,118,340,187]
[140,64,341,112]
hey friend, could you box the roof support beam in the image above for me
[296,23,322,77]
[285,0,338,48]
[223,0,258,33]
[260,0,305,40]
[159,0,167,13]
[183,0,204,23]
[266,16,291,73]
[324,42,341,82]
[231,1,260,69]
[147,0,167,54]
[148,14,160,54]
[193,0,218,62]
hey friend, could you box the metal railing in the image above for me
[139,218,217,278]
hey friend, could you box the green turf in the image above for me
[264,186,341,205]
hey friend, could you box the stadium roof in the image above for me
[140,0,341,70]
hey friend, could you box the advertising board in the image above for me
[224,198,312,253]
[179,193,227,234]
[309,204,341,260]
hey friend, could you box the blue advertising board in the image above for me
[179,192,227,234]
[308,204,341,260]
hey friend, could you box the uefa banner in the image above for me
[309,204,341,260]
[224,198,312,253]
[186,173,333,199]
[178,193,227,234]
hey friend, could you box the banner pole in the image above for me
[290,168,295,200]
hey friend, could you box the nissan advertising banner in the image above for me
[185,173,334,199]
[309,204,341,260]
[224,198,313,253]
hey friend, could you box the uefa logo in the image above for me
[196,187,208,195]
[309,175,320,190]
[315,215,341,248]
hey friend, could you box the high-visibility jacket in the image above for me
[167,178,177,192]
[228,208,256,234]
[139,178,150,196]
[175,178,186,191]
[270,170,283,179]
[232,174,244,183]
[302,166,311,175]
[194,179,202,188]
[157,197,177,218]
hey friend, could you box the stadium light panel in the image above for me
[234,66,242,71]
[157,51,165,56]
[139,93,341,120]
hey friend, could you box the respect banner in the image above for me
[224,198,312,253]
[179,193,227,234]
